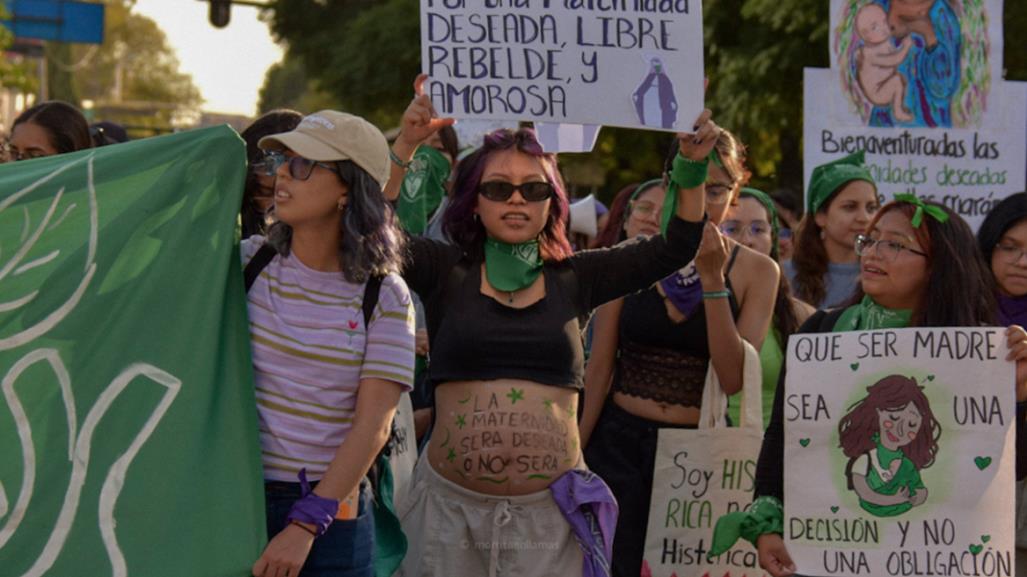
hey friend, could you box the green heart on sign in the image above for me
[969,544,983,555]
[799,438,810,447]
[982,535,991,543]
[830,506,839,513]
[850,363,859,371]
[975,456,993,470]
[927,375,935,381]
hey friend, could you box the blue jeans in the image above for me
[265,480,375,577]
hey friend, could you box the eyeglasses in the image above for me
[720,220,771,238]
[258,151,337,180]
[2,141,45,162]
[629,200,659,218]
[478,181,554,202]
[995,243,1027,264]
[705,182,734,205]
[855,234,927,260]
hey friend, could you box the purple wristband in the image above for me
[286,469,339,537]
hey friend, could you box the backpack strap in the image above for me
[244,244,277,293]
[362,274,383,328]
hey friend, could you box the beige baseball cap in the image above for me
[258,110,390,187]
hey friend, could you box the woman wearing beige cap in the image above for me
[243,111,416,577]
[383,76,717,577]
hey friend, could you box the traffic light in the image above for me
[208,0,231,28]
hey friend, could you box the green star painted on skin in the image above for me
[507,387,525,404]
[447,448,456,462]
[542,399,554,410]
[455,414,466,429]
[565,404,576,417]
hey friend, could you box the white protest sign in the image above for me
[420,0,704,132]
[534,122,602,152]
[642,428,769,577]
[803,0,1026,229]
[784,327,1015,577]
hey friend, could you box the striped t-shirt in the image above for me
[242,237,416,482]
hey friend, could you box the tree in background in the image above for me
[46,0,202,136]
[264,0,1025,201]
[257,56,339,114]
[0,5,37,96]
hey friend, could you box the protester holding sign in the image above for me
[712,197,1027,577]
[580,130,779,577]
[384,78,718,576]
[723,188,816,426]
[243,111,416,577]
[785,151,880,309]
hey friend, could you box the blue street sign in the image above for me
[2,0,104,44]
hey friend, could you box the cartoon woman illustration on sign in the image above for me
[838,0,983,128]
[838,374,942,517]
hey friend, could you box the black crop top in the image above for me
[613,246,741,406]
[402,216,705,389]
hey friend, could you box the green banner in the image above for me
[0,126,266,576]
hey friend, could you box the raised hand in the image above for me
[396,74,456,151]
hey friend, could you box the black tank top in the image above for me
[613,245,742,407]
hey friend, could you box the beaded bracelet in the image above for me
[702,290,731,300]
[389,148,412,170]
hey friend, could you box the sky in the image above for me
[132,0,283,117]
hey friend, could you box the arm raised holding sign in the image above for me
[711,197,1027,577]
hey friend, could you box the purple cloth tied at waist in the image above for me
[549,469,618,577]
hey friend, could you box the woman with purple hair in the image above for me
[382,76,719,577]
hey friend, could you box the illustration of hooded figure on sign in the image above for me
[839,375,941,517]
[632,56,678,129]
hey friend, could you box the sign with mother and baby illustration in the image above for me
[804,0,1026,230]
[784,327,1015,577]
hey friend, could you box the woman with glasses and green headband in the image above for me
[579,129,779,577]
[721,188,815,427]
[712,197,1027,577]
[243,111,416,577]
[383,76,716,577]
[786,151,880,309]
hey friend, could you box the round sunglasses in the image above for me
[477,180,554,202]
[257,151,338,181]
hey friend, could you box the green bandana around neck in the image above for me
[807,151,875,215]
[397,145,451,235]
[484,237,543,292]
[834,295,912,332]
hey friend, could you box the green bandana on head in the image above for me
[740,187,780,256]
[834,295,912,331]
[484,237,543,292]
[397,145,451,235]
[807,151,875,215]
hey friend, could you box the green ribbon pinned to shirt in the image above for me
[834,295,912,331]
[484,237,543,292]
[893,193,950,228]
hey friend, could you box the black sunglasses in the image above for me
[258,152,337,181]
[477,181,554,202]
